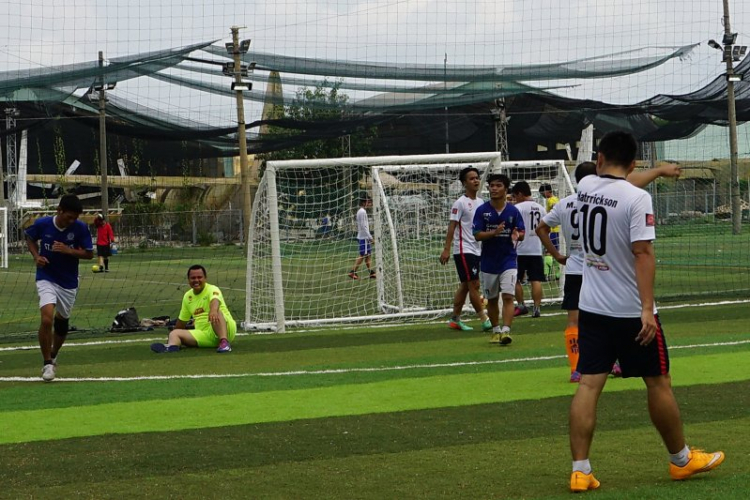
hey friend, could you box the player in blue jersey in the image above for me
[25,194,94,382]
[472,174,525,345]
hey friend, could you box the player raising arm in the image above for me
[566,131,723,493]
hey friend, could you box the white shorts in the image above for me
[36,280,78,319]
[481,269,518,299]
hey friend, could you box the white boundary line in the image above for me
[1,339,748,383]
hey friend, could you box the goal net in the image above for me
[245,153,573,332]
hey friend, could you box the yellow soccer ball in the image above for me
[92,265,101,273]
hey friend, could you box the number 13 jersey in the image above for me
[576,175,656,318]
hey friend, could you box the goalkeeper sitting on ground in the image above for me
[151,264,236,354]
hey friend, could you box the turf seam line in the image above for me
[1,339,747,383]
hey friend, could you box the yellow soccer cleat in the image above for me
[669,449,725,481]
[570,471,600,492]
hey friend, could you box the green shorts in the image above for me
[189,317,237,348]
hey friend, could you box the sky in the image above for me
[1,0,748,156]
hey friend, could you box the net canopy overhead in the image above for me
[0,40,748,158]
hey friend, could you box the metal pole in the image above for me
[444,53,449,154]
[722,0,741,234]
[99,51,109,217]
[231,27,252,242]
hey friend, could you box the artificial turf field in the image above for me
[0,301,748,499]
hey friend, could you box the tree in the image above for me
[260,80,377,161]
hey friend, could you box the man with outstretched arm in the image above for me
[566,131,723,492]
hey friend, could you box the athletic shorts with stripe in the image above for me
[453,253,481,283]
[577,309,669,378]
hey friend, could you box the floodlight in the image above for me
[722,32,737,46]
[707,39,722,50]
[231,82,252,92]
[93,82,116,91]
[733,46,748,61]
[225,42,235,54]
[239,39,251,53]
[726,74,742,83]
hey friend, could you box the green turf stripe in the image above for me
[1,351,749,444]
[1,384,748,495]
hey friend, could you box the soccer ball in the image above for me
[92,265,101,273]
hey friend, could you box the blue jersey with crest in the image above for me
[25,216,93,289]
[472,201,525,274]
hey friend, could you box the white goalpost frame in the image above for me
[244,153,573,332]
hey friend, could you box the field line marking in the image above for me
[1,339,748,383]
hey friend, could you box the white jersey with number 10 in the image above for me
[576,175,657,318]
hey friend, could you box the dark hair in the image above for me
[58,194,83,214]
[574,161,598,184]
[511,181,531,197]
[359,197,370,206]
[187,264,207,278]
[486,173,511,189]
[538,183,552,194]
[597,131,638,167]
[459,166,480,183]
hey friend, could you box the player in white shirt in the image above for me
[510,181,546,318]
[348,197,375,280]
[539,161,687,383]
[440,167,490,331]
[566,131,724,492]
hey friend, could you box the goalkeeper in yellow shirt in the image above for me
[151,264,236,353]
[539,184,560,249]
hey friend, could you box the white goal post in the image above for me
[244,152,574,332]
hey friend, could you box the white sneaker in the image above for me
[42,363,56,382]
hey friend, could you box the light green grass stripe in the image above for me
[2,352,749,444]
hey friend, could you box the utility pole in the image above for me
[98,51,109,218]
[228,27,253,242]
[722,0,742,234]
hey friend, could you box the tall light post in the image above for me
[709,0,747,234]
[225,27,254,242]
[94,51,115,217]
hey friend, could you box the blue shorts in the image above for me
[358,239,371,256]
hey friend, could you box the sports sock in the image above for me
[565,326,579,372]
[572,459,592,474]
[500,325,510,333]
[104,258,109,270]
[492,325,502,334]
[670,445,690,467]
[450,315,460,322]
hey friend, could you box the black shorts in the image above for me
[97,244,112,257]
[561,274,582,310]
[517,255,546,282]
[577,310,669,378]
[453,253,481,283]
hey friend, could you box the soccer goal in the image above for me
[244,153,574,332]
